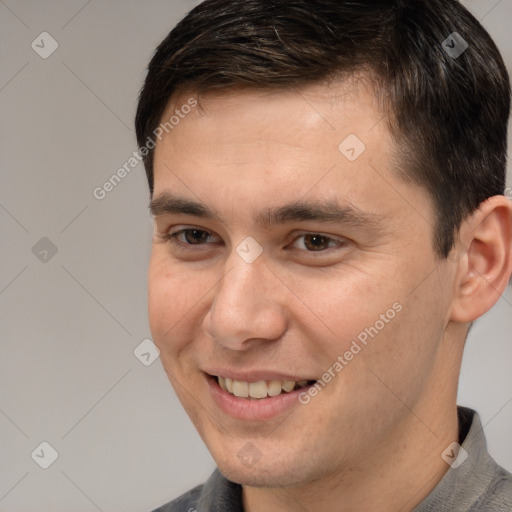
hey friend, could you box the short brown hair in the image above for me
[135,0,510,257]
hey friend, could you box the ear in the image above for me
[450,195,512,323]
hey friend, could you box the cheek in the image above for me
[147,256,205,353]
[298,262,436,391]
[292,267,402,357]
[349,270,452,406]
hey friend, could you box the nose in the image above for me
[202,250,288,351]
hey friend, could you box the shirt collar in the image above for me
[197,466,244,512]
[413,406,501,511]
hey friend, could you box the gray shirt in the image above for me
[153,407,511,511]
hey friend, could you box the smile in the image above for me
[216,376,315,399]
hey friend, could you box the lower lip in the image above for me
[206,375,314,421]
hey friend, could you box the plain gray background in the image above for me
[0,1,511,511]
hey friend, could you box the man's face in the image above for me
[148,82,458,487]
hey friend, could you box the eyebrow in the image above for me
[150,194,221,220]
[149,192,383,230]
[256,200,383,230]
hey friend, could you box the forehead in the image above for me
[160,79,383,147]
[151,81,432,228]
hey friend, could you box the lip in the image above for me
[205,373,316,421]
[203,368,314,383]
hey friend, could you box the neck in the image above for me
[243,406,458,512]
[242,330,464,512]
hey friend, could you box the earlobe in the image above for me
[450,196,512,323]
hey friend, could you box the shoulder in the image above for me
[414,408,512,512]
[457,407,512,511]
[470,466,512,511]
[150,468,243,512]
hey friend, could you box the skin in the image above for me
[148,81,512,512]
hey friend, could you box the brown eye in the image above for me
[181,229,211,244]
[163,228,218,246]
[301,234,337,251]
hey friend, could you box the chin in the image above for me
[220,464,294,488]
[215,452,318,489]
[222,469,276,487]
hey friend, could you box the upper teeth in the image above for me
[217,376,310,399]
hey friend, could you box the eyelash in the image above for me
[159,228,346,253]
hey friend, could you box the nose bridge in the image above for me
[221,257,260,315]
[203,249,287,349]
